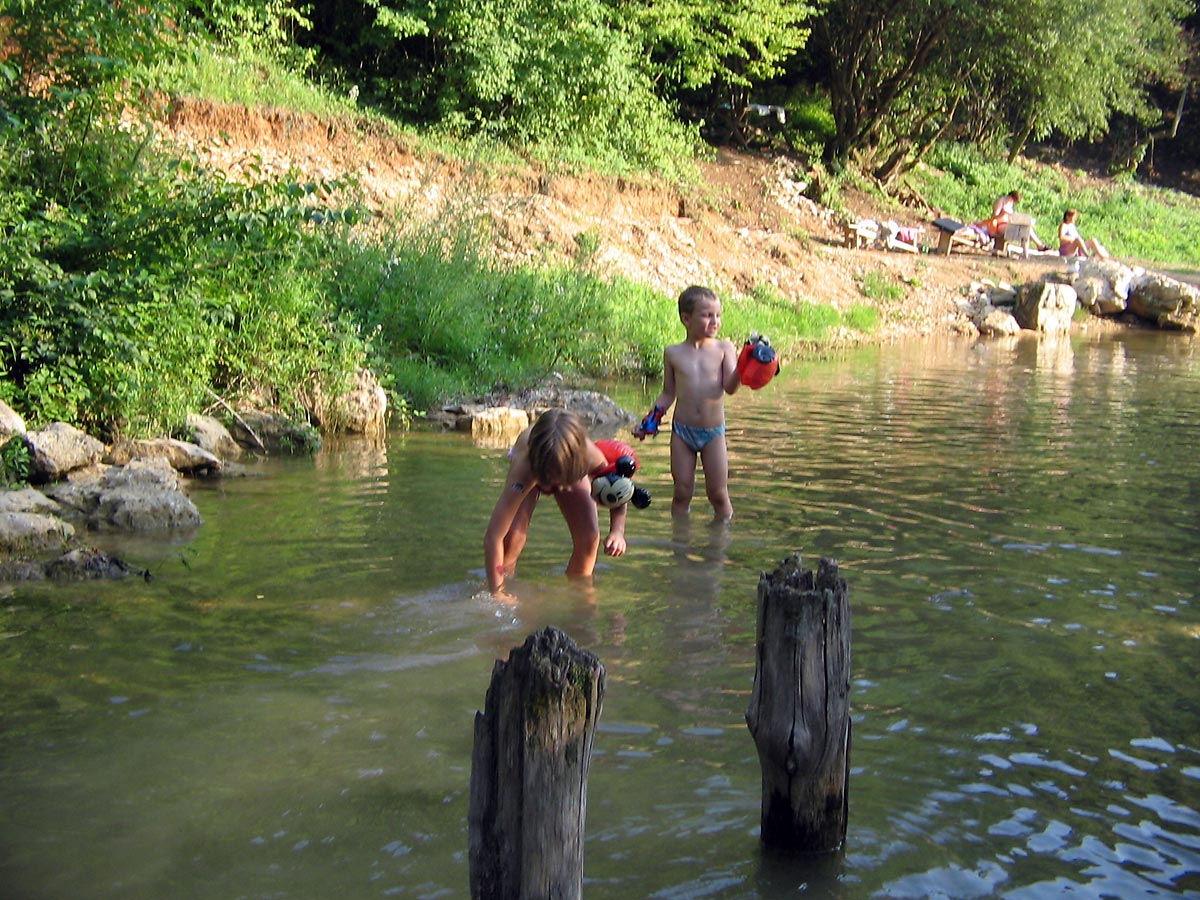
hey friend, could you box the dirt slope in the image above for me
[158,99,1069,342]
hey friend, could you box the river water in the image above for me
[1,332,1197,899]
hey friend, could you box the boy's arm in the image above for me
[603,503,628,557]
[722,339,742,395]
[634,349,677,438]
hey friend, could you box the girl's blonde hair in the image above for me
[528,409,590,486]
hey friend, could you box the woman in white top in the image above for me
[1058,209,1110,258]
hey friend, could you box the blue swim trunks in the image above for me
[672,421,726,453]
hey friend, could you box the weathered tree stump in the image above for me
[468,625,606,900]
[745,554,851,853]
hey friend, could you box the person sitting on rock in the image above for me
[1058,208,1111,259]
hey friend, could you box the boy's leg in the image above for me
[669,433,698,516]
[502,490,539,576]
[699,436,733,521]
[555,479,601,578]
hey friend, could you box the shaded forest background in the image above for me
[294,0,1199,189]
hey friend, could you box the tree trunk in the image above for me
[468,626,606,900]
[1007,116,1037,166]
[745,554,851,853]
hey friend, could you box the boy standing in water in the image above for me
[484,408,628,602]
[634,285,742,520]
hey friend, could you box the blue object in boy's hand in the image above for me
[639,405,666,436]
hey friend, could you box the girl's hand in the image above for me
[604,533,627,557]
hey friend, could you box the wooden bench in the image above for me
[931,217,987,255]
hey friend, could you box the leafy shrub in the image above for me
[0,437,31,488]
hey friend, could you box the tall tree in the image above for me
[987,0,1190,163]
[809,0,974,170]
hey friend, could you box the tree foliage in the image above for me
[612,0,818,93]
[808,0,1191,179]
[436,0,699,174]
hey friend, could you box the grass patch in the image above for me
[857,269,906,302]
[141,45,365,122]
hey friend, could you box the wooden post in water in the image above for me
[468,625,606,900]
[745,554,851,853]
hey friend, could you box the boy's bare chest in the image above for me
[671,345,725,392]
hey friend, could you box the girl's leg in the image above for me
[699,436,733,521]
[556,479,600,579]
[669,433,698,516]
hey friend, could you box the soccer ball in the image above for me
[591,474,635,508]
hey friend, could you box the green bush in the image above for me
[437,0,700,178]
[0,109,372,437]
[327,218,680,407]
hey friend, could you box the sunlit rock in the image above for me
[1128,271,1200,325]
[186,413,243,460]
[0,399,25,438]
[22,422,105,484]
[0,511,75,555]
[105,438,222,477]
[1015,282,1075,333]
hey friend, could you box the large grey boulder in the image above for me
[1128,272,1200,328]
[1015,281,1076,333]
[429,386,636,445]
[434,405,531,446]
[1074,258,1139,301]
[979,308,1021,336]
[228,409,321,455]
[1072,274,1128,316]
[46,457,202,531]
[329,368,388,435]
[23,422,105,484]
[0,487,62,516]
[510,387,636,438]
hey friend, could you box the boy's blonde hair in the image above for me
[528,409,591,486]
[678,285,718,316]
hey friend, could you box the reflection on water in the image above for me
[1,332,1197,899]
